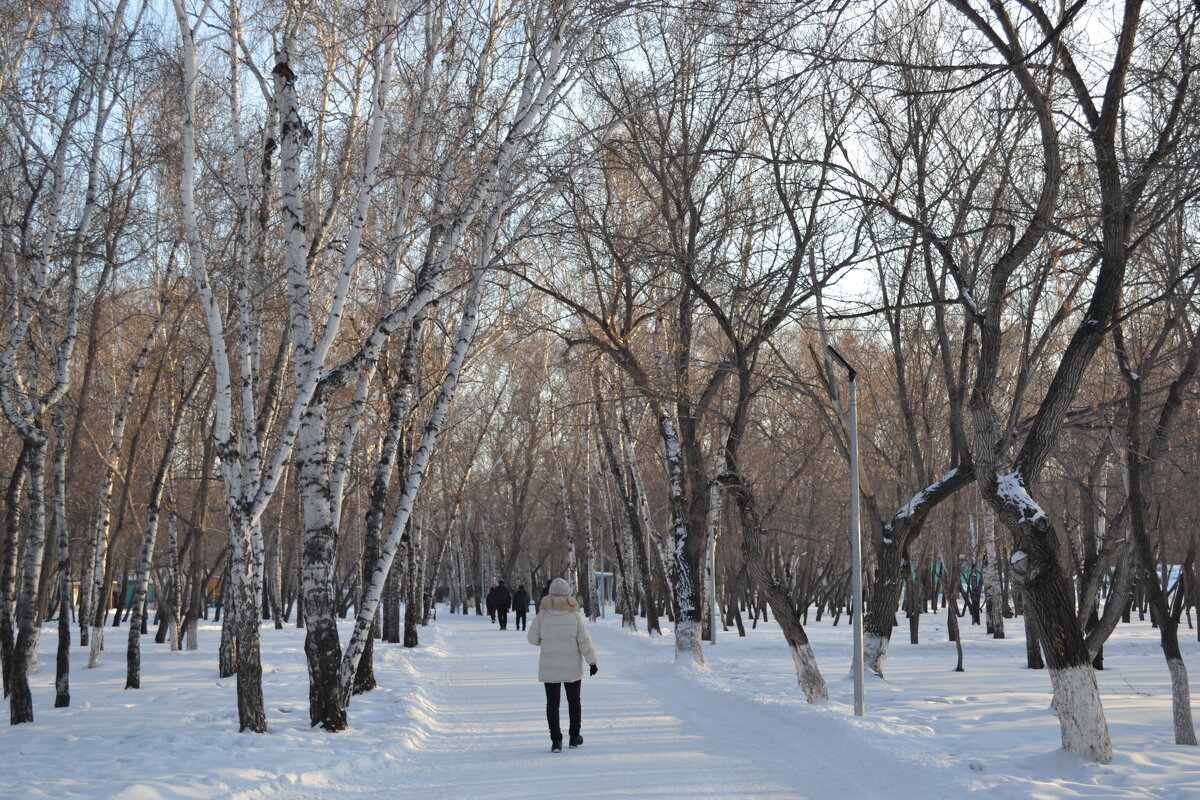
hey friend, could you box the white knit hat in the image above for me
[549,577,572,597]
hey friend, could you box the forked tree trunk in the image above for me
[863,467,972,676]
[127,367,204,689]
[600,405,659,634]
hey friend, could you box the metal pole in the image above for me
[848,375,864,716]
[828,345,865,716]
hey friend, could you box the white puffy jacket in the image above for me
[527,596,597,683]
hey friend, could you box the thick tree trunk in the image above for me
[232,551,266,733]
[297,401,346,731]
[726,472,827,701]
[403,526,422,648]
[9,443,49,724]
[994,483,1110,762]
[383,559,401,643]
[659,410,703,665]
[1,444,29,700]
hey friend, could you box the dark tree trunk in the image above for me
[1,444,30,700]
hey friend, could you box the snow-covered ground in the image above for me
[3,607,1198,799]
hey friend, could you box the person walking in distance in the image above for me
[512,584,531,631]
[490,579,512,630]
[527,577,597,752]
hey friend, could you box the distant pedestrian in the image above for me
[486,586,496,623]
[489,580,512,630]
[527,577,597,752]
[512,584,530,631]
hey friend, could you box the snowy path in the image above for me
[249,614,972,800]
[6,609,1199,800]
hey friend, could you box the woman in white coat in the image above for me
[527,577,598,752]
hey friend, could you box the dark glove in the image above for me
[589,664,598,676]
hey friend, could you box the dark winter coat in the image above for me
[512,588,530,612]
[489,584,512,612]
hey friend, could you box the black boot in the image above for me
[551,738,563,753]
[569,734,583,748]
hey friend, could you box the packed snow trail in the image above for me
[245,613,973,800]
[5,610,1200,799]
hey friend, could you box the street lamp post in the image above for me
[827,345,865,716]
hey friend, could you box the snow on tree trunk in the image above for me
[994,474,1111,762]
[864,468,972,677]
[1045,663,1113,761]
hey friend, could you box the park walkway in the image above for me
[247,612,970,800]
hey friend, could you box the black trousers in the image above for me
[544,680,581,741]
[515,609,527,630]
[497,609,508,629]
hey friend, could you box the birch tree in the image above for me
[0,0,141,723]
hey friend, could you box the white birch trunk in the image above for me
[340,213,496,700]
[549,415,580,591]
[980,503,1005,639]
[171,0,264,732]
[87,298,168,667]
[659,411,702,665]
[166,518,181,651]
[705,471,721,643]
[1167,658,1197,746]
